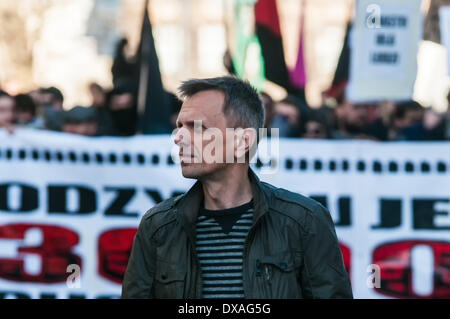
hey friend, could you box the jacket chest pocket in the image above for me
[154,259,186,299]
[255,251,303,298]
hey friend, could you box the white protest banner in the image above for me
[440,6,450,75]
[348,0,423,102]
[0,129,449,299]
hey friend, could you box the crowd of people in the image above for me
[0,83,140,137]
[1,33,449,141]
[261,88,450,141]
[1,79,449,141]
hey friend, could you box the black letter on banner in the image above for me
[48,185,96,215]
[413,198,450,230]
[335,197,351,226]
[104,187,138,217]
[96,295,121,299]
[144,189,164,204]
[310,195,327,208]
[372,199,402,229]
[0,183,38,213]
[39,293,57,299]
[0,291,31,299]
[68,294,86,299]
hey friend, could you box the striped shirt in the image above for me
[195,200,254,299]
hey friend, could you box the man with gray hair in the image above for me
[122,76,352,299]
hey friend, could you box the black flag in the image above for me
[326,22,352,100]
[137,0,171,134]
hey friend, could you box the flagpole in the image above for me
[137,0,150,119]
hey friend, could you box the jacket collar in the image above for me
[176,168,270,228]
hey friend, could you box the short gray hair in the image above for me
[177,76,265,135]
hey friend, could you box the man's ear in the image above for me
[235,128,257,162]
[243,127,257,152]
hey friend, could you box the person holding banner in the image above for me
[122,76,352,299]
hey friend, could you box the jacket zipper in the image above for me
[264,265,271,281]
[264,265,273,298]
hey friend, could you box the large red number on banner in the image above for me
[98,228,137,283]
[373,240,450,298]
[0,223,81,283]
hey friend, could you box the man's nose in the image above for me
[174,128,182,145]
[174,127,189,146]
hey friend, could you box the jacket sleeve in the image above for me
[299,203,353,299]
[121,216,156,298]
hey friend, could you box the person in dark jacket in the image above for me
[107,85,138,136]
[88,83,115,136]
[122,76,353,299]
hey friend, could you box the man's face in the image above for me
[29,90,44,106]
[0,96,15,128]
[304,121,327,139]
[90,87,106,107]
[174,90,230,179]
[274,102,300,126]
[395,109,421,129]
[41,93,63,110]
[16,110,34,124]
[110,93,134,111]
[344,101,368,129]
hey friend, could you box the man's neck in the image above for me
[200,166,253,211]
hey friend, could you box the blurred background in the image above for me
[0,0,449,140]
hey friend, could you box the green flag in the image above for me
[232,0,266,91]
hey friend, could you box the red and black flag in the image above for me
[327,22,352,102]
[254,0,292,91]
[289,0,307,91]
